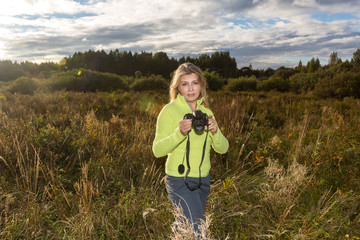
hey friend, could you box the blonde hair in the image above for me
[169,62,208,105]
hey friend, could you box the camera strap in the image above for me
[184,126,209,191]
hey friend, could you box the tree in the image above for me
[152,52,177,78]
[209,51,237,78]
[296,60,303,72]
[352,48,360,65]
[273,66,296,80]
[307,57,321,73]
[238,66,253,77]
[135,51,153,75]
[0,60,24,81]
[197,54,211,71]
[329,52,338,66]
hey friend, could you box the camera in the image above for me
[183,110,208,133]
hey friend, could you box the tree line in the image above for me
[0,50,257,81]
[62,50,240,78]
[1,48,360,98]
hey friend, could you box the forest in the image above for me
[0,49,360,239]
[1,48,360,99]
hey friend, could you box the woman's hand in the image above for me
[180,115,218,136]
[207,115,218,135]
[179,119,192,136]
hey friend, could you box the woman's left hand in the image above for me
[207,115,218,135]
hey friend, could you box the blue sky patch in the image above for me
[50,12,97,19]
[226,17,291,29]
[312,12,358,22]
[15,12,97,20]
[73,0,107,5]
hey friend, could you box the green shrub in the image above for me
[38,70,56,79]
[314,71,360,98]
[50,69,129,92]
[289,72,316,93]
[226,76,257,92]
[203,70,225,91]
[130,74,169,91]
[8,76,40,94]
[257,76,290,92]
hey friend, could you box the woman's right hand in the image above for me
[179,119,192,136]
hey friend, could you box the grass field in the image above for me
[0,90,359,239]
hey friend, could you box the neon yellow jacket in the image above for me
[152,94,229,177]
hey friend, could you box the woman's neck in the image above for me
[184,97,197,112]
[189,102,196,112]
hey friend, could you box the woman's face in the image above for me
[178,73,201,105]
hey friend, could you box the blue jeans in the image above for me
[166,175,210,233]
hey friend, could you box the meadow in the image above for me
[0,89,359,239]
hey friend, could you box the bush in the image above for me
[314,71,360,99]
[289,72,316,93]
[8,76,41,94]
[289,69,331,94]
[50,69,129,92]
[203,70,225,91]
[130,74,169,91]
[257,76,290,92]
[226,76,257,92]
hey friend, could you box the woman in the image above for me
[152,62,229,234]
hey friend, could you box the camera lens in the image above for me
[193,122,205,133]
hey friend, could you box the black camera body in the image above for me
[184,110,208,133]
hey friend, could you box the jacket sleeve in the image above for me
[152,106,186,158]
[210,129,229,154]
[207,109,229,154]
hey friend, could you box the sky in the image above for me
[0,0,360,69]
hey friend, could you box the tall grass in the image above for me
[0,90,359,239]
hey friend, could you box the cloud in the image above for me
[0,0,86,16]
[0,0,360,69]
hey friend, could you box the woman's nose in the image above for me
[189,83,193,91]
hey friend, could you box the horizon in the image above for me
[2,48,354,71]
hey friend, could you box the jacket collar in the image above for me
[174,94,204,113]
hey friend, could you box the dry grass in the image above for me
[169,204,220,240]
[0,90,360,239]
